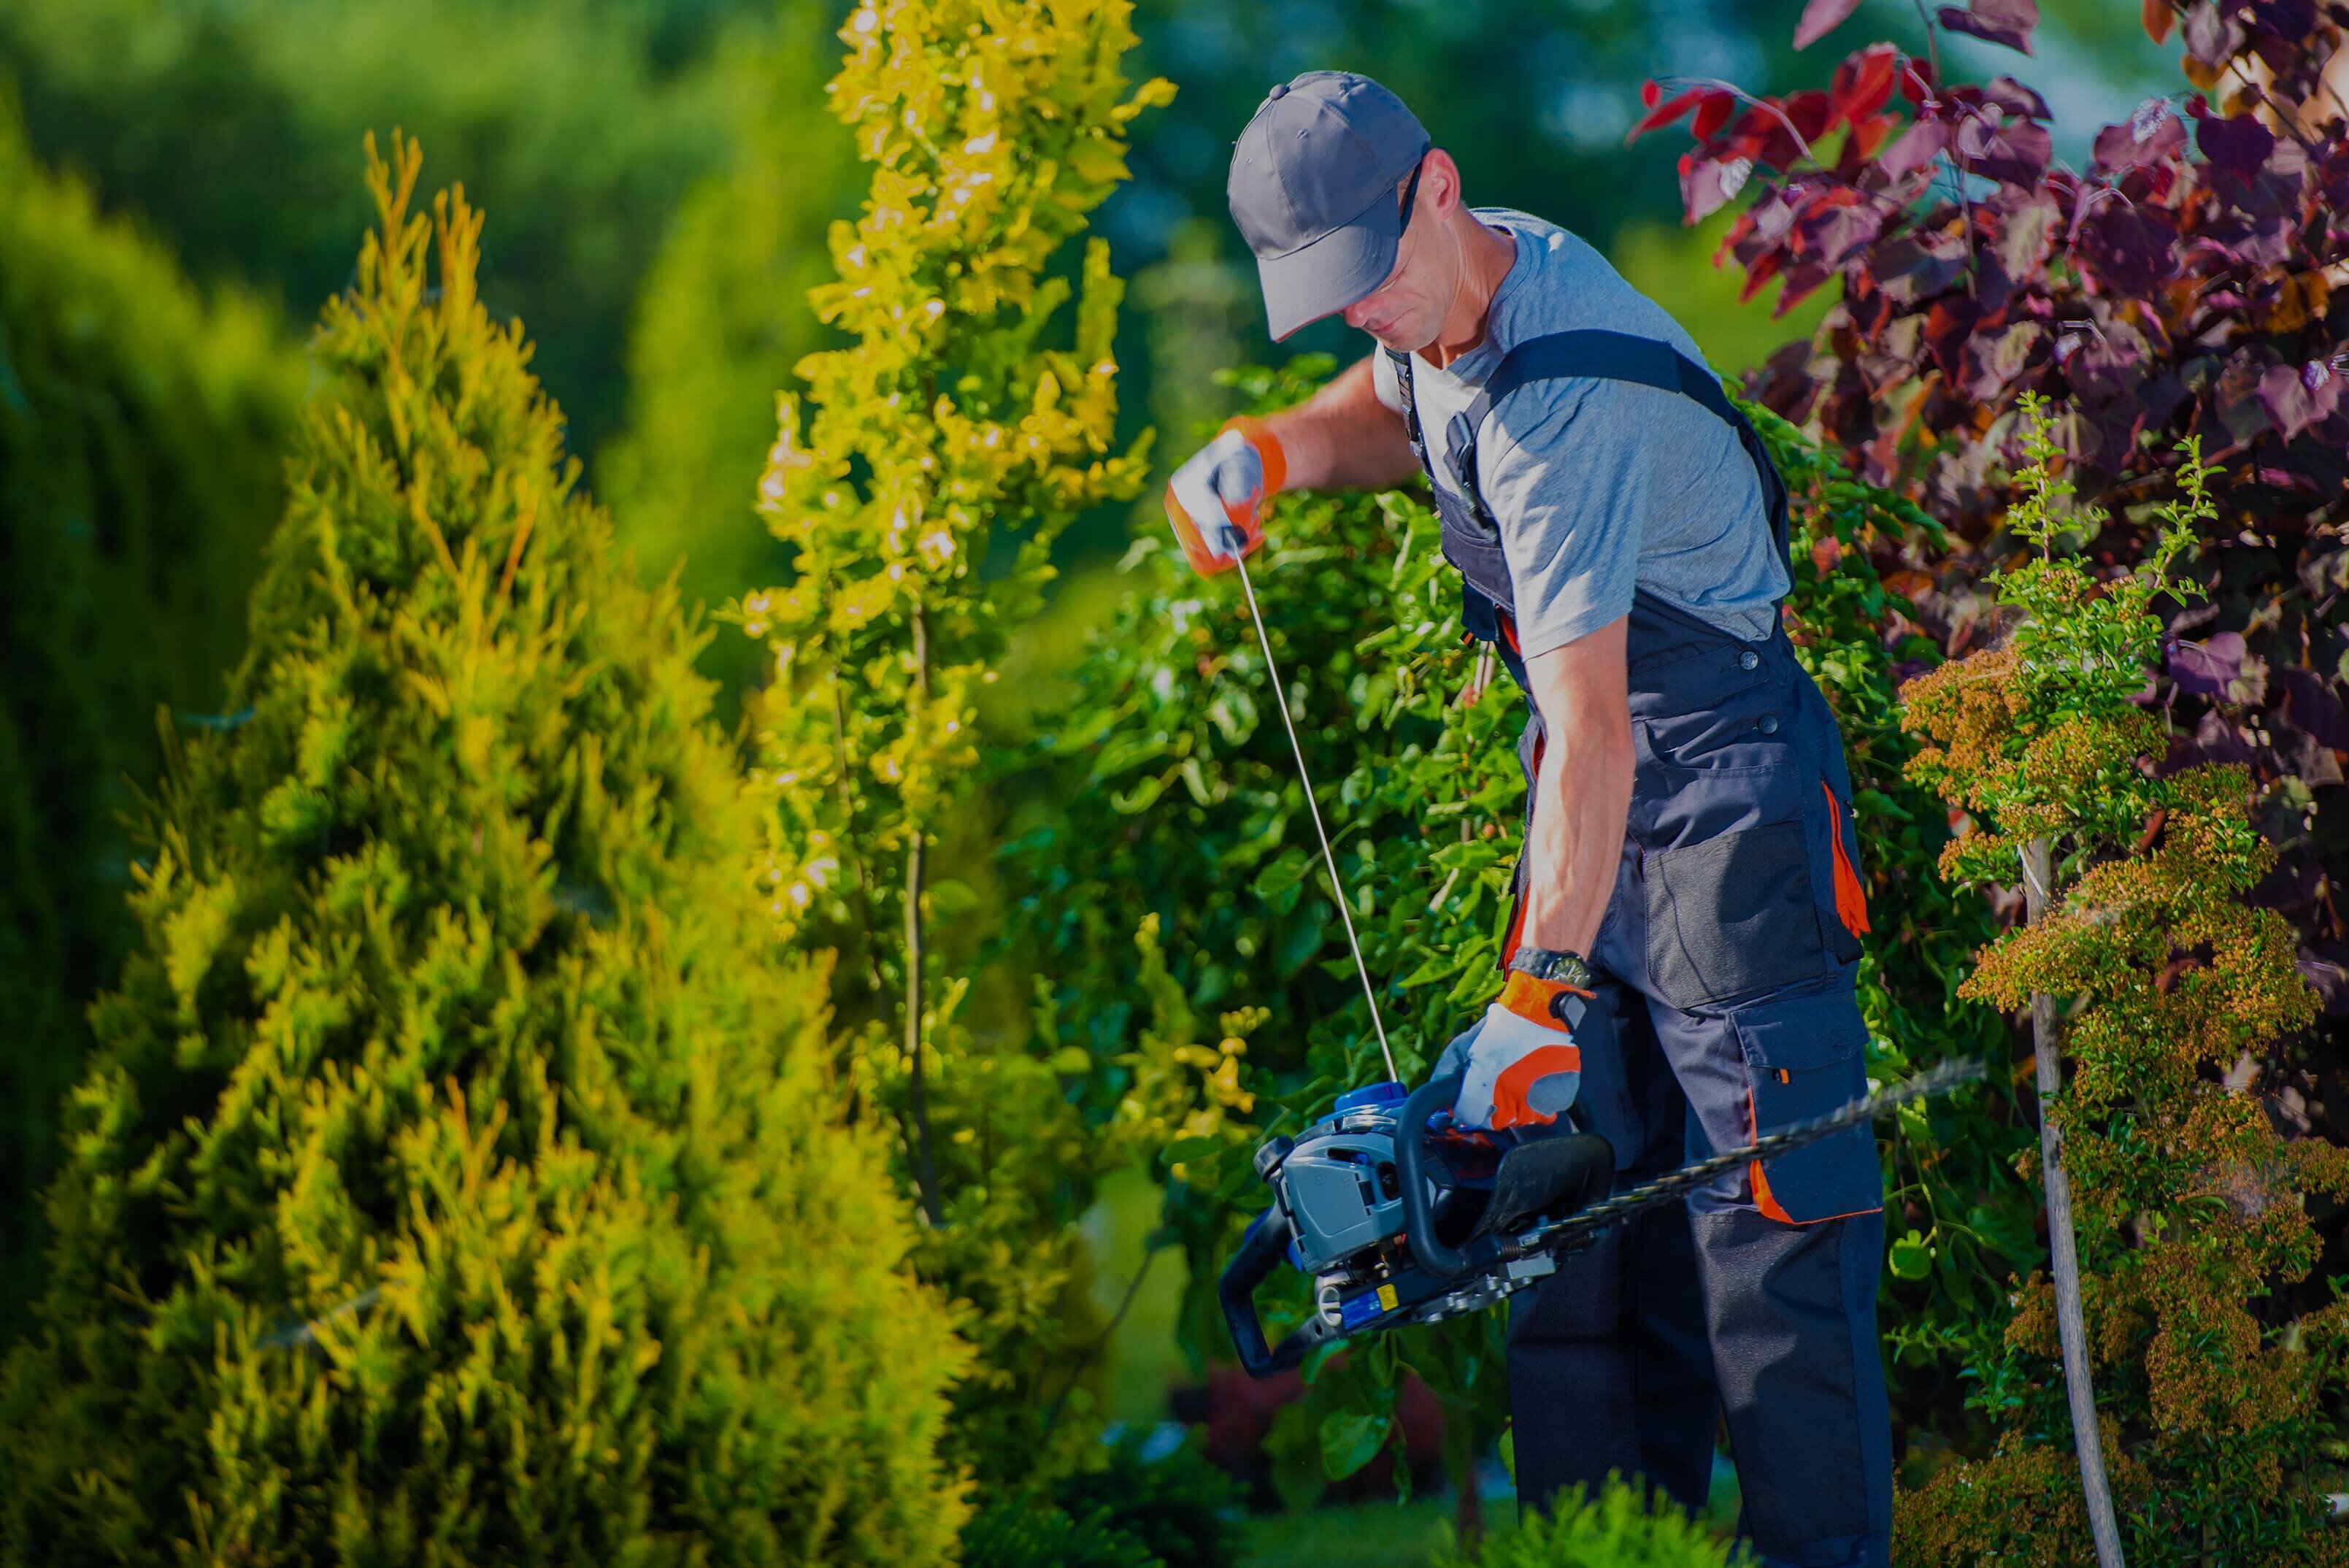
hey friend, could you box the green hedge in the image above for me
[0,97,305,1339]
[0,137,965,1564]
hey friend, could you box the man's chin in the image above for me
[1366,324,1432,355]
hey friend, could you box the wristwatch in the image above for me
[1507,945,1596,992]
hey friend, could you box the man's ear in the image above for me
[1421,149,1464,220]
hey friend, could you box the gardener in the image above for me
[1166,72,1890,1567]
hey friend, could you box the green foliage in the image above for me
[0,0,772,456]
[1897,398,2349,1564]
[0,98,306,1342]
[960,1428,1244,1568]
[599,0,862,713]
[1431,1475,1749,1568]
[1009,356,2022,1472]
[0,137,965,1564]
[961,1499,1157,1568]
[1055,1429,1245,1568]
[743,0,1249,1491]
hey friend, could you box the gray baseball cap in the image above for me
[1228,72,1431,341]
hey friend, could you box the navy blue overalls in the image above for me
[1390,334,1892,1568]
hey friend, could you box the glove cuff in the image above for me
[1220,415,1287,496]
[1497,970,1588,1031]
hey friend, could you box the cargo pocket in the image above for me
[1644,819,1826,1010]
[1733,989,1881,1224]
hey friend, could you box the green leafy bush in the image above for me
[738,0,1267,1494]
[960,1499,1157,1568]
[0,96,305,1340]
[1433,1475,1749,1568]
[0,137,965,1564]
[1055,1429,1245,1568]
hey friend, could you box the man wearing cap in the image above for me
[1166,72,1890,1568]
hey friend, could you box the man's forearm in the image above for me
[1522,723,1634,958]
[1263,356,1423,492]
[1518,617,1636,961]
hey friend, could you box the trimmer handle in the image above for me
[1218,1205,1343,1379]
[1397,1072,1499,1280]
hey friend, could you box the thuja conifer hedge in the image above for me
[0,136,965,1564]
[0,99,306,1336]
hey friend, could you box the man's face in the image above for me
[1339,171,1451,353]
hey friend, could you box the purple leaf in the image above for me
[2075,204,2177,296]
[2169,631,2248,699]
[2183,0,2248,64]
[2277,666,2349,750]
[1974,120,2053,187]
[2258,360,2343,442]
[1680,154,1755,223]
[1874,234,1968,304]
[2195,108,2278,182]
[2092,100,2187,174]
[1982,76,2051,120]
[1877,119,1950,180]
[1994,193,2061,280]
[1794,0,1864,49]
[1936,0,2038,54]
[1799,201,1886,269]
[1961,320,2042,400]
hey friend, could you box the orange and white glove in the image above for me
[1434,973,1587,1133]
[1164,415,1285,575]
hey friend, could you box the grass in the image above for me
[1240,1495,1511,1568]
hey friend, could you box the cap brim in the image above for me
[1256,193,1402,342]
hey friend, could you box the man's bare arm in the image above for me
[1261,356,1423,492]
[1518,615,1634,960]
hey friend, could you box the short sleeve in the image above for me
[1478,378,1647,659]
[1370,350,1405,416]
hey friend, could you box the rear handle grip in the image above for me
[1218,1204,1343,1379]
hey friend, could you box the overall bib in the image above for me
[1391,334,1892,1568]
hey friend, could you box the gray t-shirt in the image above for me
[1372,209,1788,658]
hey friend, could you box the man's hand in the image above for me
[1434,972,1585,1132]
[1165,417,1284,574]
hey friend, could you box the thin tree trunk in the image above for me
[906,601,942,1225]
[830,672,888,1008]
[2022,838,2126,1568]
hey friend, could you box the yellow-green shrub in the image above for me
[742,0,1223,1488]
[0,137,965,1566]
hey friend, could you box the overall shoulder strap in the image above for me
[1459,329,1792,572]
[1385,346,1428,459]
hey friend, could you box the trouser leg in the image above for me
[1650,986,1891,1568]
[1691,1210,1891,1568]
[1506,977,1718,1518]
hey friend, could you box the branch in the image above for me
[2022,838,2129,1568]
[1039,1231,1167,1442]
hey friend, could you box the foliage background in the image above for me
[0,0,2296,1561]
[0,93,307,1341]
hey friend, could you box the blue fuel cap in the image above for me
[1333,1080,1406,1112]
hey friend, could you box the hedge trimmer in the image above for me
[1218,1056,1981,1376]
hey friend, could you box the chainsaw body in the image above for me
[1219,1074,1615,1377]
